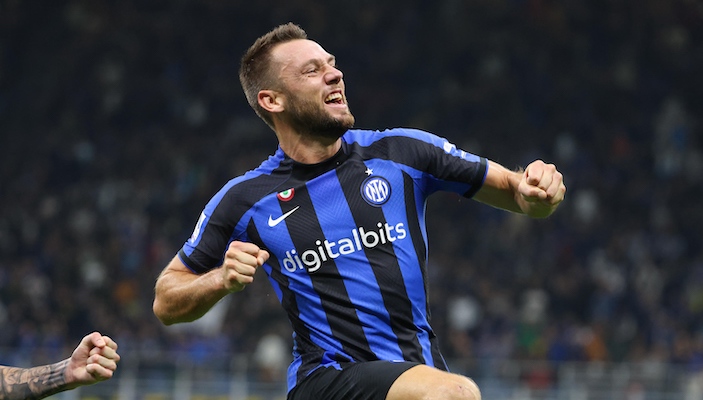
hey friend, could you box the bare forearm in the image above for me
[154,245,268,325]
[474,163,525,214]
[475,160,563,219]
[0,360,74,400]
[153,267,230,325]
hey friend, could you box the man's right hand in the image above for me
[222,241,270,292]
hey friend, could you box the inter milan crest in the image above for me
[277,188,295,202]
[360,176,391,206]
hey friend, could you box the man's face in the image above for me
[271,40,355,139]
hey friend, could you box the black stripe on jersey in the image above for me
[336,158,425,363]
[283,182,376,363]
[430,335,448,370]
[246,219,326,382]
[246,218,302,333]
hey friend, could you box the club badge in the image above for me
[361,176,391,206]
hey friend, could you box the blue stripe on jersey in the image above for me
[306,170,404,361]
[287,351,303,390]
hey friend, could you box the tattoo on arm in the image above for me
[0,359,69,400]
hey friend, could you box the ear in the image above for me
[258,90,285,113]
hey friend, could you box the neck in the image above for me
[276,129,343,164]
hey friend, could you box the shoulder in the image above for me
[344,128,463,157]
[343,127,443,146]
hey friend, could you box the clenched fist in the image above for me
[517,159,566,217]
[67,332,120,385]
[222,241,270,292]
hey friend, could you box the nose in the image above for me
[324,65,343,84]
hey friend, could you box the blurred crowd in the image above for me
[1,0,702,386]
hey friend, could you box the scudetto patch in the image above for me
[277,188,295,202]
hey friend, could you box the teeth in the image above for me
[325,93,342,103]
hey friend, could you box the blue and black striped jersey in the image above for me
[178,127,487,392]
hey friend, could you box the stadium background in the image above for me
[1,1,702,398]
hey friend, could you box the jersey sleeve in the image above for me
[385,128,488,198]
[178,181,243,274]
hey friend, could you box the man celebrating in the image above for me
[154,23,565,400]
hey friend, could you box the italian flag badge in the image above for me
[277,188,295,201]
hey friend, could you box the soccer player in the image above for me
[153,23,566,400]
[0,332,120,400]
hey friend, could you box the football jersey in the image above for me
[179,127,487,392]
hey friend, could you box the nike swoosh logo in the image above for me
[268,206,300,227]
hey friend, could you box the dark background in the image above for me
[1,0,701,378]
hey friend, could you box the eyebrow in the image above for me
[302,55,336,69]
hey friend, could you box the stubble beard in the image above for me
[284,91,355,141]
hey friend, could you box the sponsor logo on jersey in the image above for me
[282,221,407,273]
[277,188,295,201]
[360,176,391,206]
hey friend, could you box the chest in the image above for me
[254,159,413,273]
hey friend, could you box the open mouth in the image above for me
[324,92,344,105]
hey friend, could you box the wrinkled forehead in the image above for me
[272,39,333,70]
